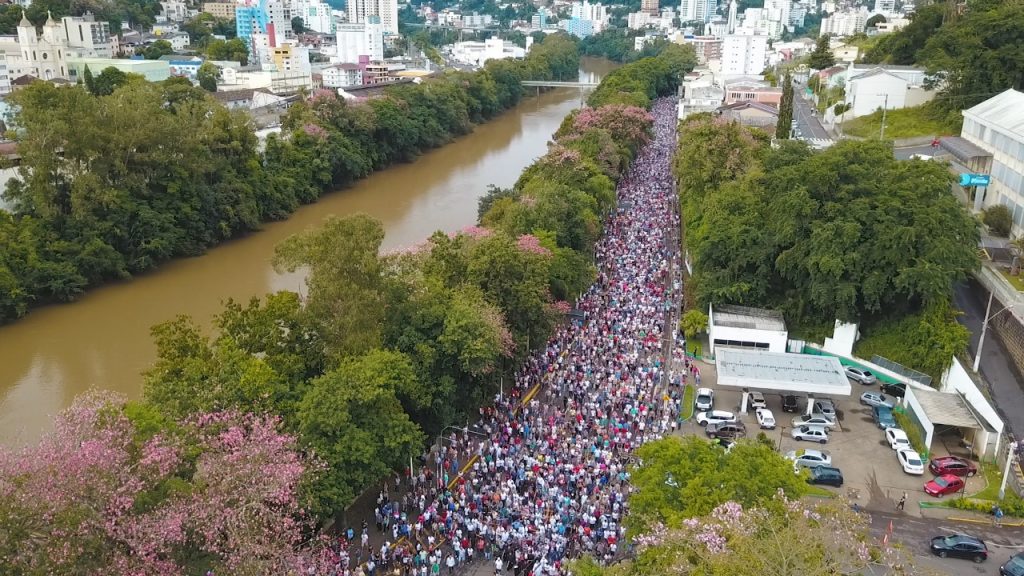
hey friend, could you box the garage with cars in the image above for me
[903,386,1001,460]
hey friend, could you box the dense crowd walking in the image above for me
[329,98,685,576]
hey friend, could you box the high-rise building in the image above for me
[641,0,659,16]
[292,0,336,33]
[236,0,292,43]
[872,0,896,14]
[721,29,768,76]
[564,17,595,38]
[336,17,384,63]
[0,53,11,95]
[679,0,715,23]
[62,13,115,58]
[348,0,398,35]
[820,8,868,36]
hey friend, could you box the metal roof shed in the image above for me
[716,347,852,397]
[903,387,992,459]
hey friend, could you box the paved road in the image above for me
[794,91,831,140]
[895,144,941,160]
[869,510,1023,575]
[954,280,1024,438]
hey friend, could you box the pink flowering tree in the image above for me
[0,391,334,575]
[574,496,913,576]
[439,286,517,376]
[516,234,551,256]
[569,105,654,150]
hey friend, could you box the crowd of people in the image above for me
[331,98,685,576]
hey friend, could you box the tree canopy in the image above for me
[675,116,978,377]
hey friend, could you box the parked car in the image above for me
[885,427,911,451]
[860,392,896,409]
[813,399,837,421]
[925,474,966,497]
[755,408,776,429]
[706,421,746,439]
[808,465,844,487]
[1000,551,1024,576]
[781,395,800,413]
[845,366,877,385]
[785,448,832,468]
[929,534,988,563]
[791,415,838,430]
[791,425,829,444]
[897,449,925,475]
[882,382,907,398]
[748,391,766,409]
[695,387,714,411]
[696,410,738,427]
[873,405,897,429]
[929,456,978,478]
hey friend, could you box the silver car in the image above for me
[860,392,896,409]
[791,425,829,444]
[845,366,877,385]
[791,415,838,430]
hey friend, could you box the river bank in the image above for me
[0,59,618,446]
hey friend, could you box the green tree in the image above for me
[272,214,387,360]
[82,64,95,93]
[291,15,305,33]
[776,71,794,139]
[140,39,173,59]
[681,309,708,340]
[917,0,1024,112]
[206,37,249,65]
[983,204,1013,237]
[197,61,219,92]
[862,3,944,64]
[807,35,835,70]
[90,66,132,96]
[865,13,886,29]
[627,436,808,534]
[297,351,424,516]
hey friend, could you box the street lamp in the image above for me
[972,291,1022,373]
[877,93,890,140]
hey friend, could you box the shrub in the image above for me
[893,410,927,456]
[681,309,709,340]
[951,495,1024,517]
[983,205,1013,237]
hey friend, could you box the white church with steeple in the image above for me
[15,11,69,81]
[0,11,116,83]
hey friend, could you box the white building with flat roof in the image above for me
[961,89,1024,234]
[336,18,383,64]
[721,29,768,76]
[708,304,789,354]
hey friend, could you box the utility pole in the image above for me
[879,93,889,140]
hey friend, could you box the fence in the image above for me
[870,355,932,388]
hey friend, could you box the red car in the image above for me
[925,474,965,497]
[929,456,978,478]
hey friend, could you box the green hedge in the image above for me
[951,495,1024,517]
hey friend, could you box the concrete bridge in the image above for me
[520,81,599,88]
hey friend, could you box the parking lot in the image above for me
[683,364,987,516]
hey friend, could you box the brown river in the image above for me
[0,59,616,445]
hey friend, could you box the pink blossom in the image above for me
[303,123,328,140]
[516,234,550,256]
[460,225,493,239]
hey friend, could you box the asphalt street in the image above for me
[868,510,1024,575]
[895,144,942,160]
[794,92,831,140]
[954,280,1024,438]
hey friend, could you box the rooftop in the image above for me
[939,136,991,163]
[963,89,1024,140]
[718,101,779,115]
[716,348,852,396]
[910,387,986,430]
[712,304,786,331]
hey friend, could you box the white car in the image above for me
[695,387,714,411]
[748,391,766,409]
[885,427,911,451]
[791,415,838,430]
[755,408,776,430]
[791,425,829,444]
[785,448,832,468]
[696,410,737,427]
[897,448,925,475]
